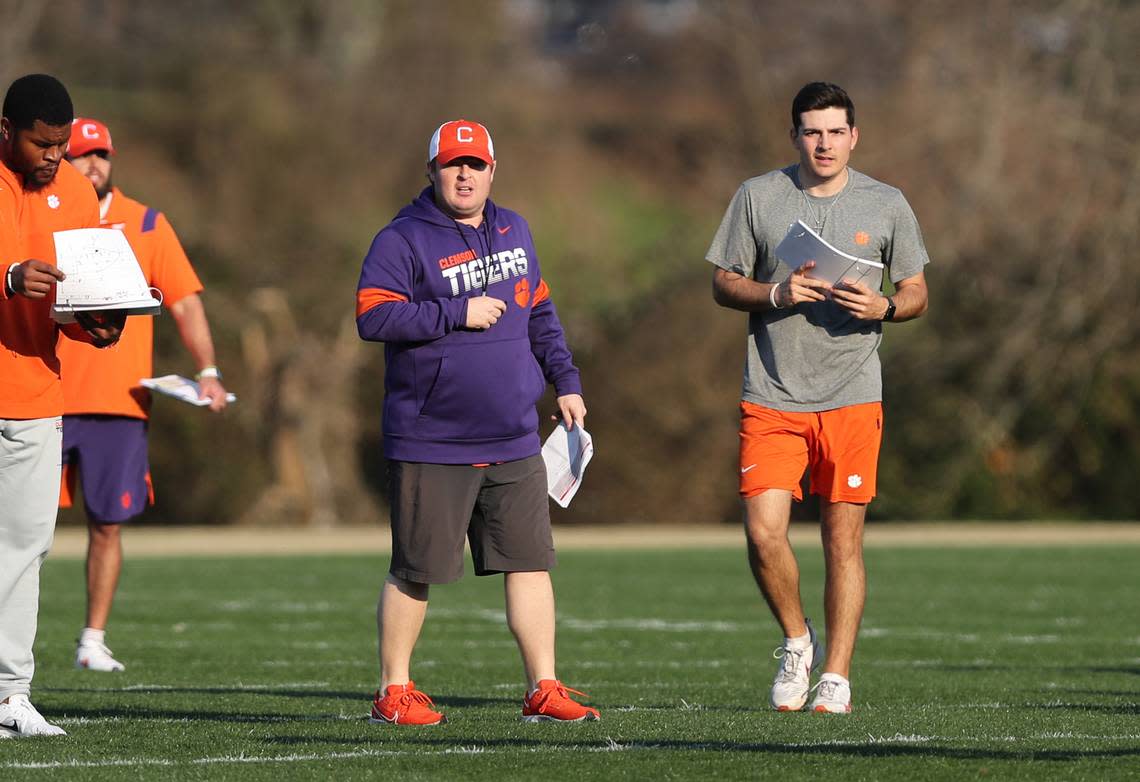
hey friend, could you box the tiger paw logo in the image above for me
[854,231,870,246]
[847,474,863,489]
[47,194,61,209]
[514,278,531,308]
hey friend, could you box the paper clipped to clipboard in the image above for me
[140,375,237,407]
[774,220,884,287]
[52,228,162,322]
[541,424,594,508]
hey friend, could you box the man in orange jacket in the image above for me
[0,74,125,739]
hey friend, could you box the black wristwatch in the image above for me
[882,296,896,322]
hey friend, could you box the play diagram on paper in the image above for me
[52,228,161,320]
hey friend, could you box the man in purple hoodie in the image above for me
[356,120,598,725]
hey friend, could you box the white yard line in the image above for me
[8,731,1140,771]
[45,522,1140,559]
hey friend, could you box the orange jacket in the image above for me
[1,159,101,419]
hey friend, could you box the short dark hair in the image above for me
[3,74,74,131]
[791,82,855,132]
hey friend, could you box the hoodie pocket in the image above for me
[415,354,447,417]
[416,339,545,441]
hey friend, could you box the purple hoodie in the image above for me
[356,186,581,464]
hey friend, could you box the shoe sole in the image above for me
[76,665,125,672]
[368,715,446,726]
[0,727,67,738]
[76,658,125,672]
[812,705,852,714]
[521,713,599,723]
[772,692,809,711]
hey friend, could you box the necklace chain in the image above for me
[800,167,850,232]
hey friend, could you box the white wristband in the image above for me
[769,281,783,310]
[196,366,221,381]
[5,263,16,296]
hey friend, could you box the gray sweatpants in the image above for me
[0,417,62,701]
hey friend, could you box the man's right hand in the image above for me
[74,309,127,348]
[9,259,65,299]
[466,295,507,329]
[773,261,831,308]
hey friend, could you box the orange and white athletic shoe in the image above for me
[522,679,600,722]
[770,617,823,711]
[809,673,853,714]
[75,638,125,673]
[369,681,446,725]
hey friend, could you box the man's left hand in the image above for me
[198,376,229,412]
[552,393,586,430]
[830,279,890,321]
[75,309,127,348]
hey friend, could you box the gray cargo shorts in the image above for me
[386,454,555,584]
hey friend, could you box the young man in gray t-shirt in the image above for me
[707,82,930,714]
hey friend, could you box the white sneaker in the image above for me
[0,694,67,738]
[76,640,126,672]
[769,617,823,711]
[809,673,852,713]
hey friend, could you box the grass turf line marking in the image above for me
[5,749,482,770]
[561,618,745,632]
[9,732,1140,771]
[866,733,936,743]
[53,713,364,726]
[87,681,333,692]
[1002,634,1060,643]
[592,737,634,752]
[4,759,178,770]
[200,748,486,765]
[867,659,947,668]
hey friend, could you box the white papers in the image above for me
[541,424,594,508]
[52,228,162,322]
[774,220,884,287]
[140,375,236,407]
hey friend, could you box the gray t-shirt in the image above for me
[706,165,930,412]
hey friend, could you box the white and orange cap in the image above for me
[69,117,115,157]
[428,119,494,165]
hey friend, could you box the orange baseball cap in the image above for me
[428,119,494,165]
[69,117,115,157]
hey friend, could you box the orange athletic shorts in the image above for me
[739,400,883,503]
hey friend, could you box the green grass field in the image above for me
[3,543,1137,780]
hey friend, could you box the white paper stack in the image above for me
[541,424,594,508]
[774,220,884,287]
[140,375,236,407]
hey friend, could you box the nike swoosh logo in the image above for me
[741,464,757,474]
[0,719,19,733]
[497,225,511,235]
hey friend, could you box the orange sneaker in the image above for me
[369,681,446,725]
[522,679,600,722]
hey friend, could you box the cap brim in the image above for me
[68,142,113,158]
[435,149,493,166]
